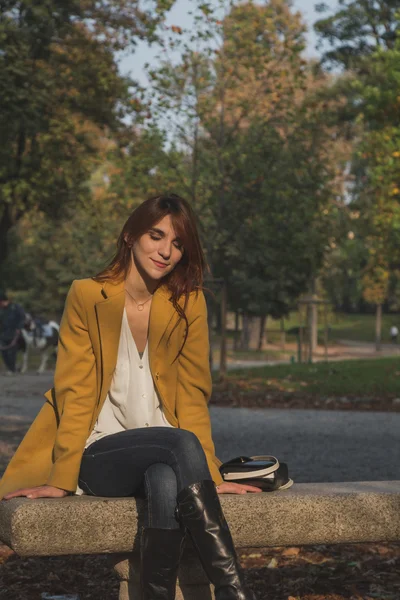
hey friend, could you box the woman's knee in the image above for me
[173,429,206,461]
[158,429,211,488]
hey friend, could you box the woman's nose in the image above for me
[158,241,172,258]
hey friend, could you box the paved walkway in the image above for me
[1,374,399,484]
[338,339,400,351]
[210,405,400,484]
[210,338,400,370]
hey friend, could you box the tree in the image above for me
[314,2,400,342]
[314,0,399,70]
[3,127,184,313]
[134,0,351,362]
[0,0,174,267]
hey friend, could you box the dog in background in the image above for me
[19,314,60,373]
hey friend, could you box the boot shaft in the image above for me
[140,527,184,600]
[176,480,257,600]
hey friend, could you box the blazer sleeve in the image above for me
[175,291,223,486]
[46,280,97,491]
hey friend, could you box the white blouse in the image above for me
[75,307,174,495]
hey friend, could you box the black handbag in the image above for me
[219,455,293,492]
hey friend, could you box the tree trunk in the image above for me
[258,314,267,351]
[0,206,13,268]
[215,302,222,333]
[375,303,382,351]
[310,302,318,357]
[307,278,318,359]
[233,310,240,351]
[219,279,227,381]
[280,318,286,349]
[240,313,252,351]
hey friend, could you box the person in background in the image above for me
[390,324,398,343]
[0,290,25,375]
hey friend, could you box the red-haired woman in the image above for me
[1,195,261,599]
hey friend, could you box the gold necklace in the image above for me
[125,287,153,311]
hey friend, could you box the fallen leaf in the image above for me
[282,547,301,557]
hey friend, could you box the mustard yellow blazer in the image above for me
[0,278,223,500]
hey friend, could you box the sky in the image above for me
[117,0,326,85]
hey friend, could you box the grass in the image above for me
[219,356,400,398]
[227,349,289,361]
[325,312,400,344]
[211,311,400,352]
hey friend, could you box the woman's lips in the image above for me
[151,258,168,268]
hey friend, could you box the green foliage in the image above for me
[3,200,124,316]
[6,0,400,325]
[315,0,399,70]
[135,0,343,319]
[2,128,186,313]
[314,2,400,313]
[322,236,369,312]
[0,0,173,266]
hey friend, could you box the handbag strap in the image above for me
[222,455,280,480]
[250,455,279,463]
[247,455,280,476]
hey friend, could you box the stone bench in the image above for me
[1,481,400,599]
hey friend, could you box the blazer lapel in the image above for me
[148,286,177,371]
[95,280,125,389]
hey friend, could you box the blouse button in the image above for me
[139,365,143,369]
[145,422,149,427]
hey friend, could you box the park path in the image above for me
[338,339,400,350]
[211,339,400,370]
[219,312,400,366]
[211,405,400,484]
[1,373,399,484]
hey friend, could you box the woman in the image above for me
[0,194,262,599]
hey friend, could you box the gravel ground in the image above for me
[1,373,399,483]
[210,405,400,483]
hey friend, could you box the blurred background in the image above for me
[1,0,400,372]
[1,4,400,599]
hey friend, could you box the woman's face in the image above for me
[131,214,184,280]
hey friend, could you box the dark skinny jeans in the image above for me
[78,427,212,530]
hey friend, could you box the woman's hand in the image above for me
[216,482,262,494]
[3,485,69,500]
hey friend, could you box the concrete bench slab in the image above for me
[1,482,400,600]
[1,481,400,556]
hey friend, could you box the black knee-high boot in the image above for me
[175,480,257,600]
[140,527,185,599]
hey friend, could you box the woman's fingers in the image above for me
[241,484,263,493]
[3,486,68,500]
[3,488,34,500]
[216,482,263,494]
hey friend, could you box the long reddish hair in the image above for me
[95,194,210,360]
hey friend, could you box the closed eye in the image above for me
[150,233,183,251]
